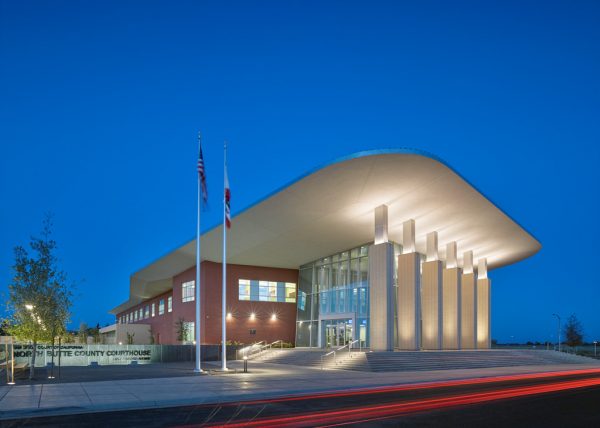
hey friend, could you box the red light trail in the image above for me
[196,369,600,427]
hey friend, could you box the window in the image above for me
[152,303,155,317]
[144,306,149,319]
[238,279,296,303]
[134,311,138,322]
[128,313,131,323]
[183,321,195,343]
[168,296,172,312]
[182,281,195,302]
[159,299,165,315]
[139,308,143,320]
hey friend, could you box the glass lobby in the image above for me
[295,245,370,348]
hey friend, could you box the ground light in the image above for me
[250,313,256,320]
[243,356,248,373]
[271,313,277,321]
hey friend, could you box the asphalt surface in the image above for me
[2,369,599,427]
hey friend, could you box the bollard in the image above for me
[243,356,248,373]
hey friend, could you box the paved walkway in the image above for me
[1,361,599,421]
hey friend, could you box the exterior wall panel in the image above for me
[369,242,394,351]
[461,273,477,349]
[397,253,421,350]
[476,278,491,349]
[421,260,442,350]
[442,267,461,349]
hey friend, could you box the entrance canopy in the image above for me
[111,149,540,315]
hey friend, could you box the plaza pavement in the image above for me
[1,360,600,421]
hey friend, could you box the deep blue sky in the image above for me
[1,1,599,343]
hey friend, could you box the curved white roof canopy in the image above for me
[110,149,540,314]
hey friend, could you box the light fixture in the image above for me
[227,312,232,320]
[25,304,34,311]
[271,313,277,321]
[250,312,256,320]
[118,342,123,345]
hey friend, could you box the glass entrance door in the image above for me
[323,319,353,348]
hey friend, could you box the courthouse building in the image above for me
[109,149,540,350]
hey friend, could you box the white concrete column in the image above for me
[402,219,415,252]
[397,220,421,350]
[461,251,476,349]
[422,231,442,350]
[369,242,394,351]
[369,205,394,351]
[374,205,388,245]
[443,241,461,349]
[477,258,491,349]
[446,241,458,268]
[426,231,438,261]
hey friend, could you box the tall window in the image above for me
[182,281,195,302]
[238,279,296,303]
[151,303,155,317]
[183,321,195,343]
[159,298,165,315]
[167,296,172,312]
[134,311,138,322]
[144,306,149,319]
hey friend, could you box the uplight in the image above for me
[250,313,256,320]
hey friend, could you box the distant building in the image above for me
[108,150,540,350]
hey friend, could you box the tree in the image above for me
[175,318,186,342]
[7,215,73,379]
[564,314,584,348]
[78,322,88,344]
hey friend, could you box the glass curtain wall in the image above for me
[295,245,370,348]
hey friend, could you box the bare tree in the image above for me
[564,314,584,348]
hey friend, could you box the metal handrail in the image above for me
[349,339,360,355]
[321,342,352,370]
[238,341,266,360]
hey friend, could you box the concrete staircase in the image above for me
[361,350,598,373]
[250,348,598,372]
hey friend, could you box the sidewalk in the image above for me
[1,361,599,421]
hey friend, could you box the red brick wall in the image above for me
[118,261,299,345]
[116,290,173,344]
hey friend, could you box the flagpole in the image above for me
[221,141,228,371]
[194,132,203,373]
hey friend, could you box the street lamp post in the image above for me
[552,313,561,353]
[594,341,597,357]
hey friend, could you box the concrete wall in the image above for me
[369,242,394,351]
[396,252,421,350]
[421,260,442,350]
[477,278,491,349]
[442,267,461,349]
[461,273,477,349]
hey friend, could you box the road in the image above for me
[2,368,600,427]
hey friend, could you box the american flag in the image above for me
[197,135,208,204]
[224,164,231,228]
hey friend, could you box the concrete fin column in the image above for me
[476,258,491,349]
[442,242,461,349]
[369,205,394,351]
[422,232,442,350]
[460,251,476,349]
[374,205,388,245]
[369,243,394,351]
[397,219,420,350]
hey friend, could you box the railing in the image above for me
[321,340,364,370]
[237,341,266,360]
[238,340,285,361]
